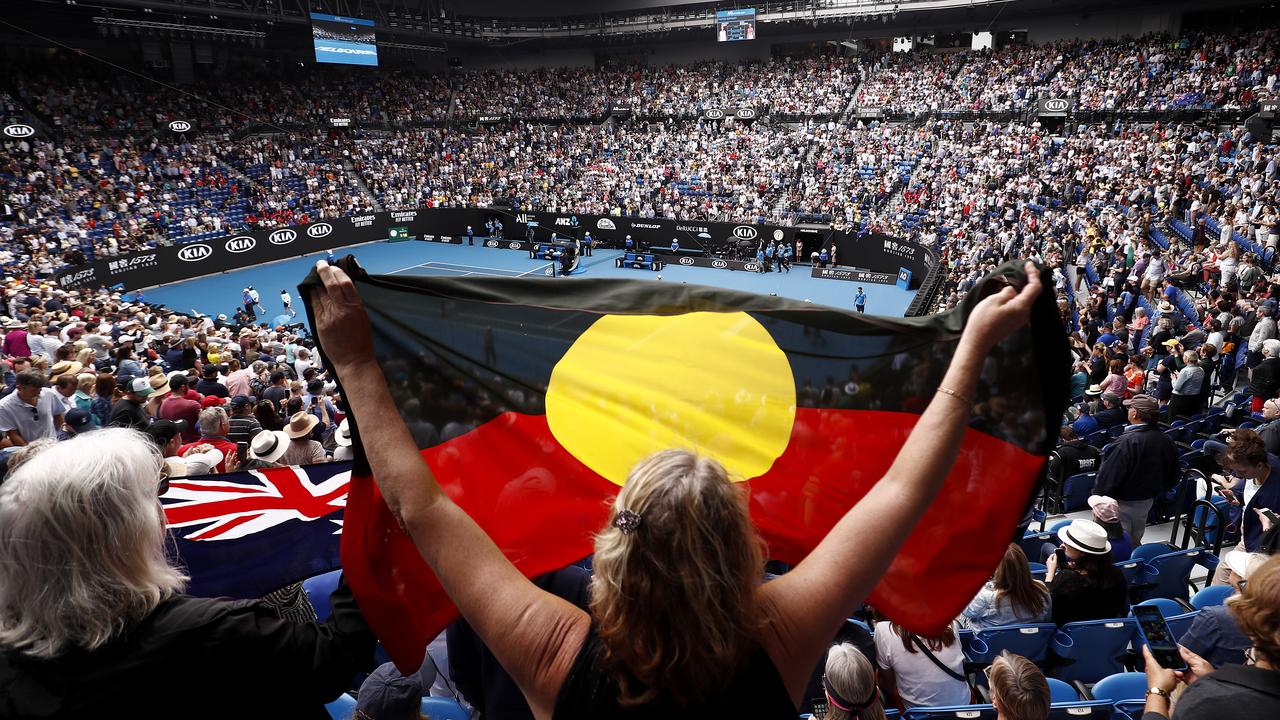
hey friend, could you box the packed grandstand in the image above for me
[2,2,1280,719]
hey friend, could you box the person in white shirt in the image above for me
[874,620,970,709]
[280,289,296,318]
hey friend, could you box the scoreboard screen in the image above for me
[311,13,378,66]
[716,9,756,42]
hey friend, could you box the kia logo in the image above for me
[307,223,333,238]
[508,242,522,249]
[485,240,499,248]
[168,120,192,132]
[1043,99,1069,112]
[732,225,758,241]
[269,229,297,245]
[2,124,34,138]
[705,109,724,120]
[744,263,760,272]
[737,108,755,119]
[225,236,256,253]
[177,243,212,262]
[597,218,617,230]
[679,257,694,265]
[711,259,728,269]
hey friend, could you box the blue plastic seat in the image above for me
[903,705,998,720]
[419,697,470,720]
[1090,672,1147,703]
[1047,678,1079,703]
[1050,618,1137,684]
[965,623,1059,665]
[1130,543,1176,563]
[1062,473,1096,512]
[1140,547,1214,601]
[1190,584,1235,609]
[325,693,357,720]
[303,569,342,622]
[1131,597,1185,617]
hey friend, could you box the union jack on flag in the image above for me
[161,463,351,599]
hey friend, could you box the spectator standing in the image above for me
[1092,394,1180,543]
[158,374,201,443]
[108,377,154,431]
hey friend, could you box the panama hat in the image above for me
[1057,519,1112,556]
[335,418,353,447]
[249,430,291,463]
[284,411,320,439]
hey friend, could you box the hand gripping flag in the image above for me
[161,463,350,598]
[302,260,1068,671]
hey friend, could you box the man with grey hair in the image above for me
[178,406,237,473]
[0,370,64,447]
[1093,394,1180,544]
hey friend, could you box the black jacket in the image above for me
[1094,406,1127,430]
[1049,565,1129,626]
[1050,441,1102,479]
[0,579,375,719]
[1094,424,1180,501]
[1143,664,1280,720]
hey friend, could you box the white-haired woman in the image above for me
[307,259,1041,716]
[821,642,887,720]
[1168,350,1205,420]
[0,428,375,715]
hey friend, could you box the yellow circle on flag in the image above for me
[545,311,797,487]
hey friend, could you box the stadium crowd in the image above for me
[4,24,1280,720]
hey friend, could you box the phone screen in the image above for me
[1134,605,1187,670]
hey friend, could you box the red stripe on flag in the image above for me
[343,409,1043,672]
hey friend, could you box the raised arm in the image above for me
[308,262,589,719]
[757,261,1043,704]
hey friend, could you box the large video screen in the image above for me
[716,9,756,42]
[311,13,378,66]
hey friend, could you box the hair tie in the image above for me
[613,509,642,535]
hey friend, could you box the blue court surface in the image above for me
[140,240,916,326]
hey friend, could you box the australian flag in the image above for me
[161,463,350,598]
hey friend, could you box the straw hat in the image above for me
[284,411,320,439]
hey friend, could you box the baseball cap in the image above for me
[1224,550,1268,580]
[145,419,188,447]
[200,396,227,409]
[129,376,155,397]
[230,394,255,409]
[64,408,94,433]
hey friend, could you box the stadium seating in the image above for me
[420,697,471,720]
[965,623,1059,666]
[1189,584,1235,609]
[1046,678,1080,703]
[325,693,357,720]
[1088,672,1147,704]
[1050,619,1137,684]
[1045,701,1115,720]
[303,569,343,622]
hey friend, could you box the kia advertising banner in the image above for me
[55,208,936,294]
[1036,98,1073,117]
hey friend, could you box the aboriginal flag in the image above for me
[301,260,1068,671]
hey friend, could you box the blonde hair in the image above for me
[988,651,1050,720]
[1230,554,1280,665]
[589,449,764,707]
[75,347,95,368]
[0,429,187,658]
[824,643,886,720]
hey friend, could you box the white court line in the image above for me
[419,261,528,275]
[387,261,433,275]
[517,263,555,277]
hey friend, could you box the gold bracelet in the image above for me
[936,385,973,406]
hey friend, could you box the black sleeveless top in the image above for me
[552,625,797,719]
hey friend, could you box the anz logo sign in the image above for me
[177,243,213,262]
[679,257,694,265]
[307,222,334,238]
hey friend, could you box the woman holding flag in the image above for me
[306,258,1044,718]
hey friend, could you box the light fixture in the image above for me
[92,16,267,39]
